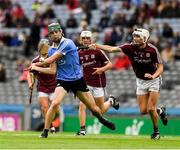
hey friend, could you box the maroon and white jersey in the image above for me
[32,56,56,93]
[78,48,109,87]
[120,43,162,80]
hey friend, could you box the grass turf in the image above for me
[0,131,180,149]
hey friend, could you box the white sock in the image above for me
[157,108,162,114]
[108,98,113,106]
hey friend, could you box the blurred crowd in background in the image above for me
[0,0,180,82]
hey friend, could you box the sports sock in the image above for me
[153,127,159,133]
[80,126,85,130]
[44,129,49,132]
[157,108,162,115]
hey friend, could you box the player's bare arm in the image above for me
[92,61,112,75]
[27,71,36,90]
[31,62,57,75]
[34,52,62,67]
[144,63,164,79]
[89,43,122,53]
[152,63,164,78]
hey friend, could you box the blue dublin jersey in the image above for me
[48,37,83,81]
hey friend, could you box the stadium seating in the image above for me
[1,0,180,114]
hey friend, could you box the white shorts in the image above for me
[38,92,55,101]
[87,85,105,98]
[136,76,162,95]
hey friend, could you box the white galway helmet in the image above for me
[80,30,92,38]
[132,28,150,42]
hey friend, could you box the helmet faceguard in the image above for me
[38,39,50,60]
[80,31,92,47]
[132,28,150,42]
[80,31,92,39]
[48,23,61,33]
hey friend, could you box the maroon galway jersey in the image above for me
[32,56,56,93]
[79,48,109,87]
[120,43,162,80]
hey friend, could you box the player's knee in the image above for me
[91,107,101,117]
[147,105,156,112]
[100,107,106,114]
[140,108,148,115]
[41,105,48,113]
[147,107,156,113]
[51,101,59,110]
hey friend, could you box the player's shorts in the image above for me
[136,76,162,95]
[87,85,105,98]
[38,92,54,101]
[56,77,89,94]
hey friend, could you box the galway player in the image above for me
[89,28,168,139]
[77,31,119,135]
[27,39,58,133]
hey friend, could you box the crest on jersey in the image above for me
[146,53,150,57]
[91,54,95,59]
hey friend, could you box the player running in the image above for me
[76,31,119,136]
[89,28,168,140]
[30,23,116,138]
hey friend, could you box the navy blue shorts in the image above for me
[56,77,89,94]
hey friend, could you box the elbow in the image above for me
[159,63,164,73]
[161,64,164,72]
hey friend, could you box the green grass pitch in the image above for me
[0,131,180,149]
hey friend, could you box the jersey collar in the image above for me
[52,36,65,48]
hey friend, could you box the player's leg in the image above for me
[40,87,67,138]
[147,91,160,139]
[136,77,149,114]
[95,96,109,113]
[93,87,110,113]
[154,77,168,126]
[136,94,149,114]
[148,76,167,139]
[157,106,168,125]
[45,87,66,129]
[108,95,120,110]
[49,93,59,134]
[38,94,49,119]
[76,91,115,130]
[91,86,119,113]
[76,85,93,135]
[76,101,86,136]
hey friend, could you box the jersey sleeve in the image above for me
[48,48,53,57]
[98,50,110,65]
[32,56,39,63]
[119,43,131,55]
[153,46,163,64]
[57,39,75,56]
